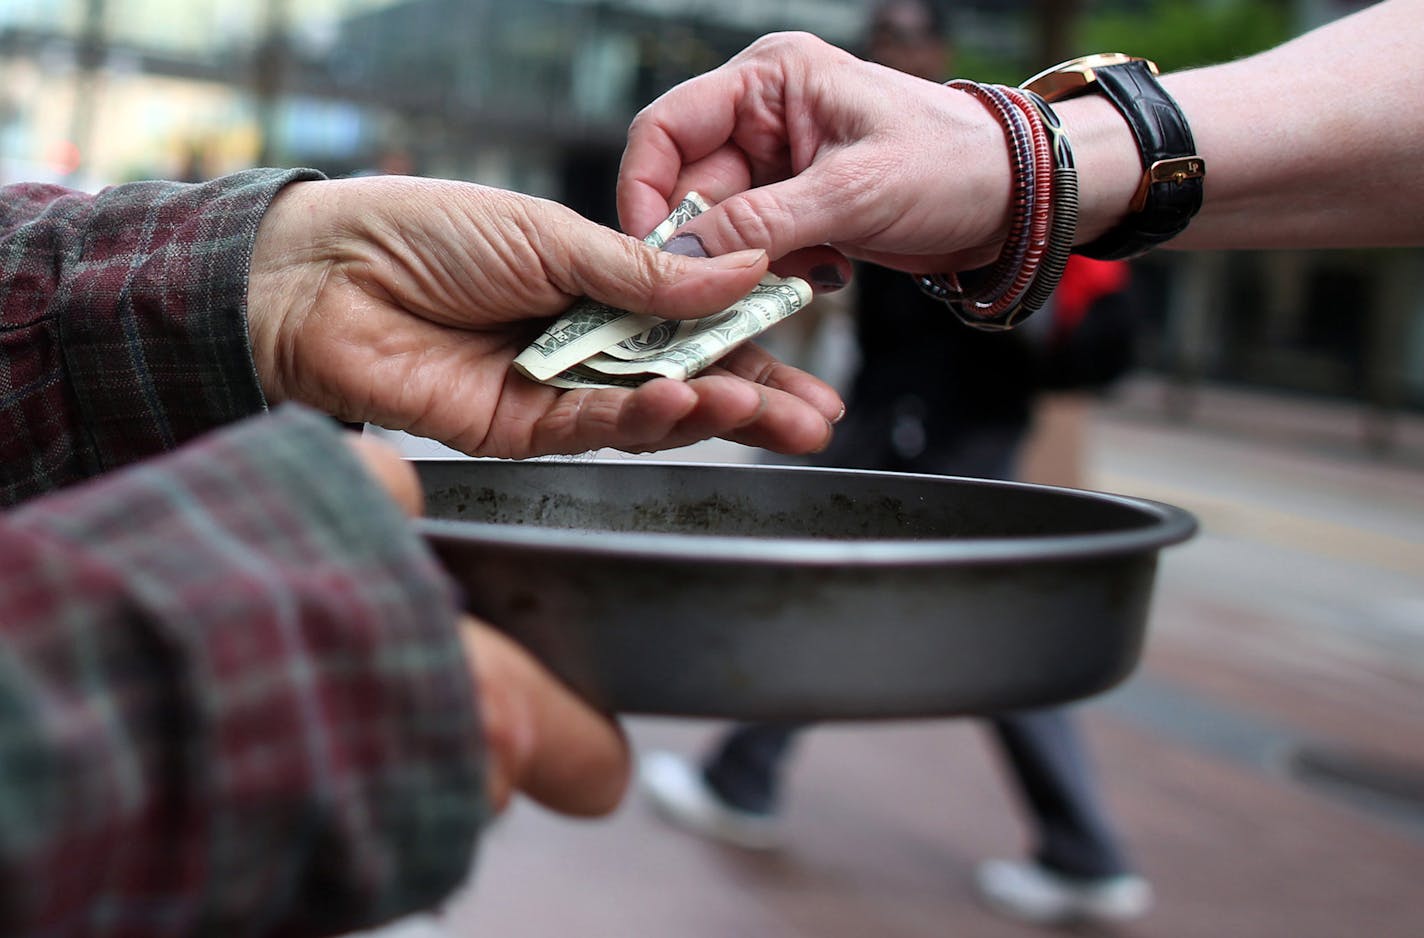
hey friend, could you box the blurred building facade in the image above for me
[0,0,866,193]
[0,0,1420,430]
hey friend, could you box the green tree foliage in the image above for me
[1078,0,1293,71]
[951,0,1293,86]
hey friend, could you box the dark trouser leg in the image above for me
[702,722,808,815]
[990,708,1134,879]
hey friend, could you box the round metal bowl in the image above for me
[414,459,1196,720]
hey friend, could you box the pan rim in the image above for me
[412,459,1198,567]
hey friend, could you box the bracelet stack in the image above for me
[918,80,1079,331]
[922,54,1203,330]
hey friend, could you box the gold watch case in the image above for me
[1020,53,1159,102]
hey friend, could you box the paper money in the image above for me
[513,193,811,388]
[642,192,710,250]
[532,364,650,391]
[512,193,711,383]
[578,275,812,382]
[510,303,661,383]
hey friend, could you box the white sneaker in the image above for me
[974,859,1153,926]
[638,750,782,850]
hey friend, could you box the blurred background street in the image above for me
[5,0,1423,935]
[385,377,1424,937]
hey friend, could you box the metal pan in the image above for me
[414,459,1195,720]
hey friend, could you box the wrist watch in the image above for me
[1021,53,1205,260]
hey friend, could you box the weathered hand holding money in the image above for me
[514,193,812,388]
[247,176,842,457]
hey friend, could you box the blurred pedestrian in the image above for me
[639,2,1149,926]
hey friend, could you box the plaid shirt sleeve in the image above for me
[0,404,487,938]
[0,168,322,506]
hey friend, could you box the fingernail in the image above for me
[703,248,767,270]
[832,404,846,425]
[809,264,846,291]
[663,233,709,258]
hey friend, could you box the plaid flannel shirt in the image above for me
[0,171,485,936]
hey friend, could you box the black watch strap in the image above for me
[1076,59,1203,259]
[1025,56,1204,260]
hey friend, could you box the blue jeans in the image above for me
[702,711,1133,880]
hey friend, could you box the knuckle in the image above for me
[744,30,832,73]
[718,192,789,252]
[536,391,627,456]
[620,239,664,310]
[578,394,628,440]
[627,106,654,136]
[750,30,816,56]
[528,397,581,456]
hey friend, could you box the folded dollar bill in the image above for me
[513,193,811,388]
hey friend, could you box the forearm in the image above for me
[1059,0,1424,251]
[0,406,484,936]
[0,169,321,505]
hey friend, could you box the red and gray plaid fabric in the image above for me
[0,172,485,936]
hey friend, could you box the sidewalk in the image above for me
[372,381,1424,937]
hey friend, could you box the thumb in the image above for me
[663,172,847,268]
[567,225,770,321]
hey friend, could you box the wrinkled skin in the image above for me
[250,175,844,459]
[618,32,1013,279]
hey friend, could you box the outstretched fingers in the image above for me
[622,368,837,456]
[714,343,843,424]
[516,364,837,458]
[691,361,837,455]
[521,381,698,456]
